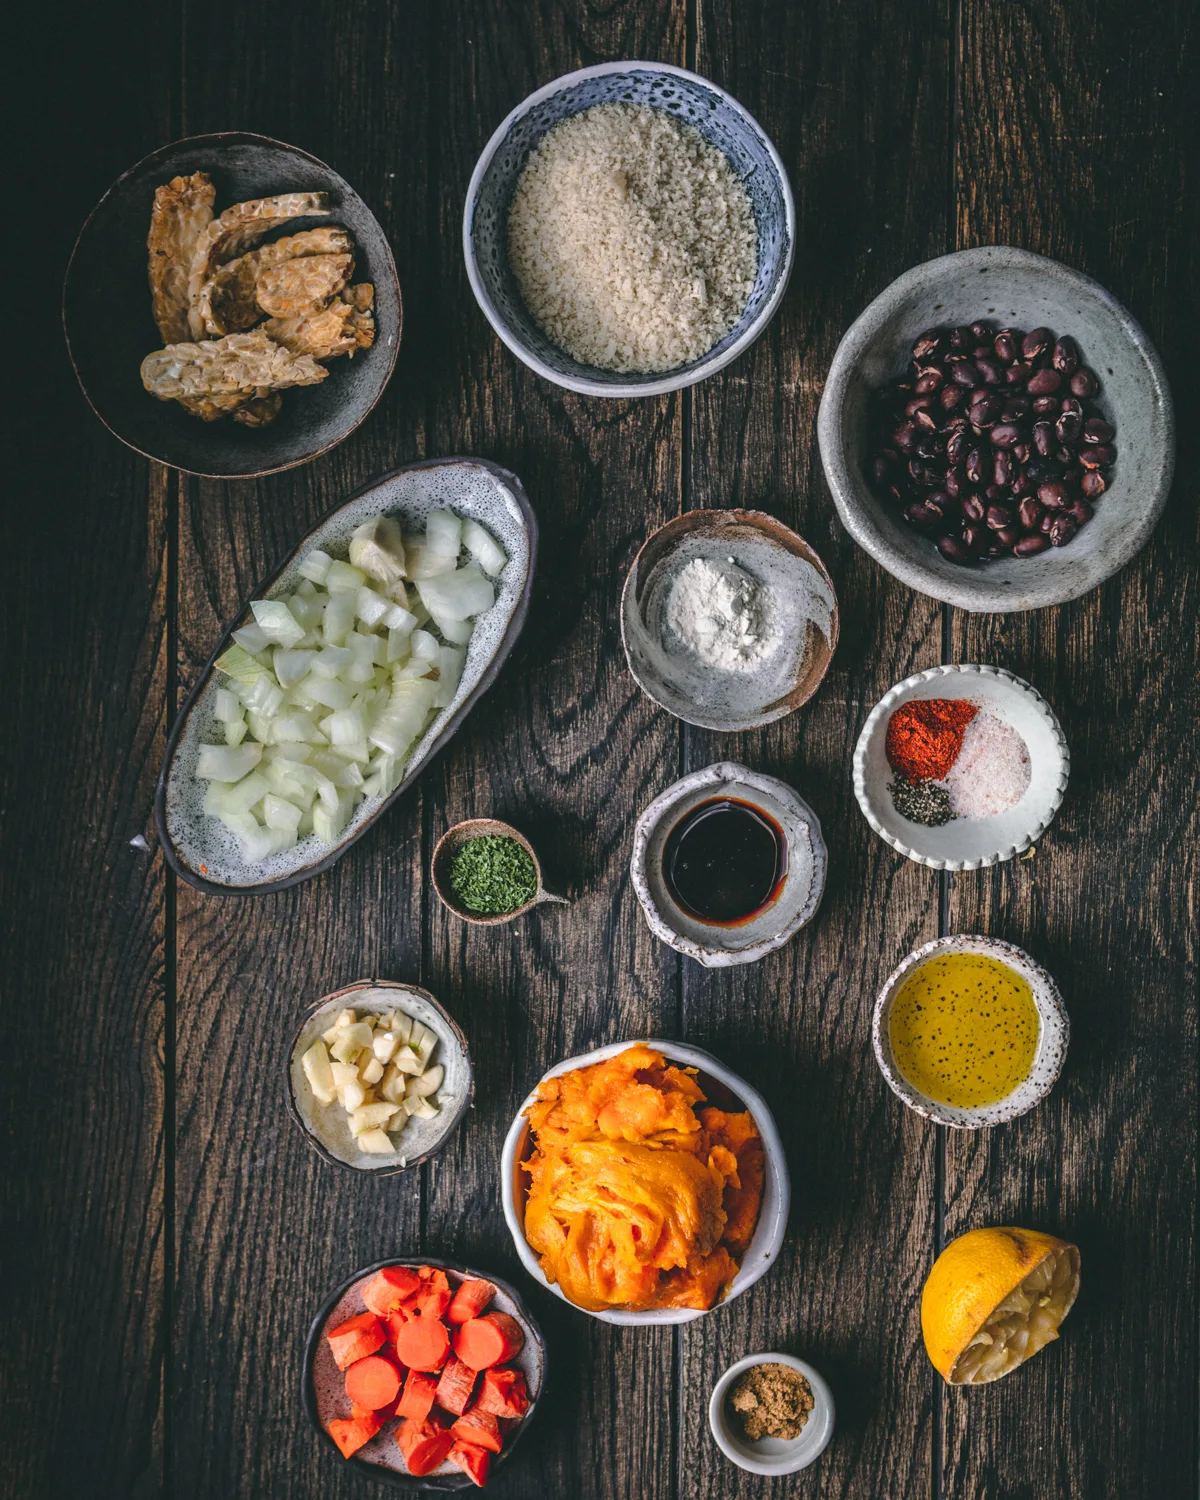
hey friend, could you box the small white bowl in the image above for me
[631,762,828,966]
[872,934,1069,1128]
[500,1039,790,1325]
[853,664,1069,869]
[709,1353,835,1476]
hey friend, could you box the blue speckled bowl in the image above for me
[463,62,795,397]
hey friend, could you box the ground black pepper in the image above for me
[889,777,955,827]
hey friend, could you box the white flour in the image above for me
[665,556,778,672]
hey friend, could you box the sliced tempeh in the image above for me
[141,329,327,400]
[263,301,358,360]
[186,191,331,334]
[196,226,354,336]
[255,252,353,318]
[147,171,216,343]
[232,392,283,427]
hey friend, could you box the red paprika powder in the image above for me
[885,698,978,782]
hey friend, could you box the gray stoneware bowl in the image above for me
[818,247,1174,611]
[872,934,1069,1128]
[463,61,794,397]
[631,762,827,966]
[286,980,473,1175]
[303,1256,545,1489]
[500,1039,790,1326]
[154,457,536,895]
[621,509,839,730]
[64,132,401,478]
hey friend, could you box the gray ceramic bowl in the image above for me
[463,62,794,397]
[286,980,473,1175]
[154,457,536,895]
[64,132,401,479]
[621,510,839,731]
[872,934,1069,1128]
[818,247,1174,611]
[631,762,827,966]
[303,1256,545,1489]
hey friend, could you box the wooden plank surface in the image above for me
[4,1,1198,1497]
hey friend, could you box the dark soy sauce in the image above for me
[663,797,788,926]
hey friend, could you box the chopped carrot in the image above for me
[447,1277,497,1325]
[450,1408,503,1453]
[327,1311,385,1371]
[396,1368,438,1422]
[475,1366,530,1419]
[396,1313,450,1371]
[396,1416,454,1477]
[383,1309,411,1348]
[327,1412,382,1459]
[447,1441,492,1487]
[345,1352,403,1411]
[362,1265,422,1315]
[434,1355,478,1416]
[453,1312,525,1371]
[415,1269,453,1320]
[350,1403,374,1421]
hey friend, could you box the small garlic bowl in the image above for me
[853,664,1069,870]
[709,1353,835,1476]
[873,934,1069,1129]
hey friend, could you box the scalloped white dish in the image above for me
[154,457,536,895]
[853,665,1068,869]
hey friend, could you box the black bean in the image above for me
[1049,514,1078,547]
[1056,409,1082,443]
[1026,367,1062,396]
[960,494,986,523]
[940,384,963,411]
[893,422,918,452]
[1080,470,1107,498]
[1033,421,1055,457]
[1070,367,1099,398]
[1006,362,1033,386]
[1014,534,1050,556]
[1038,481,1070,510]
[986,503,1014,530]
[964,524,992,554]
[1022,327,1053,361]
[1083,416,1114,443]
[989,423,1021,448]
[1033,395,1061,417]
[993,450,1014,487]
[993,330,1019,363]
[915,370,944,394]
[1018,497,1044,531]
[995,525,1021,545]
[912,331,943,360]
[951,360,982,388]
[1067,499,1093,526]
[937,534,972,563]
[946,430,971,465]
[949,326,974,351]
[1052,335,1080,375]
[965,448,988,485]
[1080,444,1115,469]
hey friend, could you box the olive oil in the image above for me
[888,953,1039,1109]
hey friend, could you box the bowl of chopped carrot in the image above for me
[303,1258,546,1489]
[501,1041,790,1325]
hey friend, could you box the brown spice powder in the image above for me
[727,1361,814,1441]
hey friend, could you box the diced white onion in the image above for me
[297,550,333,585]
[462,518,507,578]
[196,743,263,781]
[251,599,306,648]
[426,509,462,558]
[231,622,270,654]
[214,687,243,724]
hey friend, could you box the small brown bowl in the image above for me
[432,818,568,926]
[621,509,840,731]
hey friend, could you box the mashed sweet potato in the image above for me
[521,1045,765,1312]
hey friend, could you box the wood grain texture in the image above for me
[945,4,1199,1498]
[676,4,952,1497]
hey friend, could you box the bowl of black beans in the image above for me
[818,247,1174,611]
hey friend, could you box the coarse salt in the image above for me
[944,710,1031,818]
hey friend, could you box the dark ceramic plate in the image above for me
[302,1257,546,1490]
[154,457,537,895]
[63,132,401,477]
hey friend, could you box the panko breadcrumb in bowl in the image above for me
[464,62,794,397]
[500,1040,790,1326]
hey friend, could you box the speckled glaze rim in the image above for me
[817,245,1175,612]
[152,456,538,897]
[872,934,1070,1129]
[301,1255,546,1491]
[708,1352,836,1475]
[852,664,1070,870]
[63,130,402,479]
[462,61,796,398]
[631,762,828,965]
[284,980,474,1176]
[500,1038,791,1325]
[619,509,840,731]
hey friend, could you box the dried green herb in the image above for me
[448,834,538,915]
[889,777,955,828]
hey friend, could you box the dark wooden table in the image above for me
[6,3,1197,1497]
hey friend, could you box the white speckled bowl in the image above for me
[631,762,828,965]
[500,1039,790,1326]
[854,665,1069,870]
[873,934,1069,1129]
[818,246,1174,611]
[709,1353,835,1476]
[463,62,795,397]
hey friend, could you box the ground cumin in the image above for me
[727,1362,814,1441]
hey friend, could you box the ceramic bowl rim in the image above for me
[871,933,1070,1128]
[619,508,840,730]
[152,455,538,896]
[301,1254,546,1490]
[499,1038,791,1324]
[63,129,402,479]
[462,60,796,397]
[284,979,474,1175]
[708,1351,836,1475]
[816,245,1175,611]
[852,664,1070,870]
[630,761,828,964]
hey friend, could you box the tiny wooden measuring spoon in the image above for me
[432,818,569,926]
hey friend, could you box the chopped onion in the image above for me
[214,687,243,724]
[231,622,270,654]
[250,600,305,648]
[426,509,463,557]
[273,648,316,688]
[197,743,263,781]
[325,560,367,593]
[415,565,494,623]
[410,628,440,662]
[355,586,390,627]
[462,517,507,577]
[297,549,333,585]
[435,646,465,708]
[406,539,457,579]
